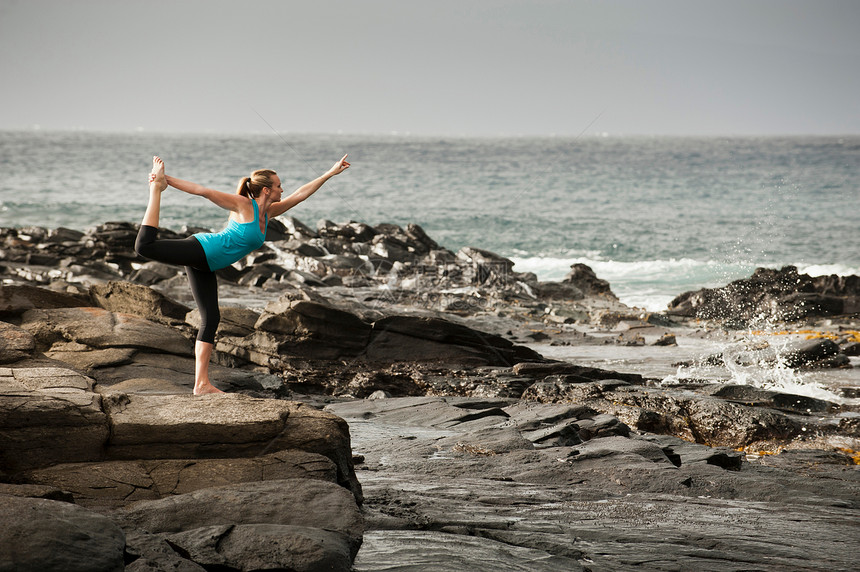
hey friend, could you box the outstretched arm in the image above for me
[268,155,350,218]
[165,175,246,213]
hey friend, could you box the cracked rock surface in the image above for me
[327,396,859,572]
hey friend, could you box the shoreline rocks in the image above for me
[2,219,859,570]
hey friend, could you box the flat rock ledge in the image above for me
[0,364,363,572]
[328,396,859,572]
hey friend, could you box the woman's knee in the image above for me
[197,306,221,344]
[134,225,157,258]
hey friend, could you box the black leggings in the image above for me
[134,225,220,344]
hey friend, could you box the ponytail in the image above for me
[236,177,252,197]
[236,169,277,199]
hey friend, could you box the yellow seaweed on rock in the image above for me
[836,447,860,465]
[749,329,860,343]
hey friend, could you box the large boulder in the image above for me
[0,366,109,472]
[256,298,372,360]
[119,478,363,563]
[0,495,126,572]
[89,281,191,325]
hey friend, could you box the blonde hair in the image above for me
[236,169,277,198]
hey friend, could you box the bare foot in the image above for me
[151,156,167,192]
[193,382,225,396]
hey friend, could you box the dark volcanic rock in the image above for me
[667,265,860,322]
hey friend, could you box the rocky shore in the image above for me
[1,219,858,571]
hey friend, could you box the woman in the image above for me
[136,154,350,395]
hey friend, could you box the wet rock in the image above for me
[620,387,801,448]
[329,396,858,571]
[616,330,646,346]
[783,337,841,367]
[652,332,677,346]
[0,496,125,572]
[710,384,838,414]
[719,337,845,370]
[512,361,645,384]
[840,341,860,356]
[355,531,584,572]
[667,265,860,322]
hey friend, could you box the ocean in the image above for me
[2,130,858,311]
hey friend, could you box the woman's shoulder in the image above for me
[231,197,257,223]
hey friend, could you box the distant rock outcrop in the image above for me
[667,265,860,322]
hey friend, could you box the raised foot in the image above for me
[193,382,225,396]
[150,156,167,192]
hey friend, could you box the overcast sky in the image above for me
[1,0,858,136]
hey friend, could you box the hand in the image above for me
[326,154,350,177]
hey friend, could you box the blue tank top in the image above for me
[194,199,268,271]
